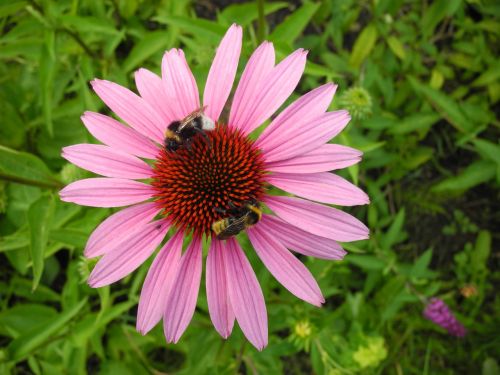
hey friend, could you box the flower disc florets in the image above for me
[152,124,266,235]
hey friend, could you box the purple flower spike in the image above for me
[424,298,467,337]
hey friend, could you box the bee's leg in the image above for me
[214,206,227,215]
[228,201,237,209]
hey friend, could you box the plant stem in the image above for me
[0,174,63,190]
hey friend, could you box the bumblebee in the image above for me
[212,201,262,240]
[165,107,215,152]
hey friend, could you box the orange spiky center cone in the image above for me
[152,124,266,236]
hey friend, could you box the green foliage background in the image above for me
[1,0,499,373]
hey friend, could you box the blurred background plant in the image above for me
[0,0,499,374]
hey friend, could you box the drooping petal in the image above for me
[91,79,164,143]
[162,49,200,120]
[135,68,177,127]
[267,172,369,206]
[263,110,351,163]
[88,220,170,287]
[206,239,235,338]
[81,112,159,159]
[248,225,324,306]
[163,236,202,343]
[223,238,267,350]
[62,144,153,179]
[265,144,362,174]
[261,215,346,260]
[85,202,160,258]
[256,83,336,151]
[203,24,242,122]
[59,178,154,207]
[229,41,275,130]
[265,195,369,242]
[137,231,183,335]
[239,49,308,135]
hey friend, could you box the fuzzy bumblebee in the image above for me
[212,201,262,240]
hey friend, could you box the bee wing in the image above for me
[223,215,248,233]
[178,106,208,131]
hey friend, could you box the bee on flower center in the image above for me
[212,200,262,240]
[164,106,215,152]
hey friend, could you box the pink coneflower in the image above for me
[60,24,369,350]
[424,298,467,337]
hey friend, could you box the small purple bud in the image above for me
[424,298,466,337]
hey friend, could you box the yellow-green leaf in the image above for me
[349,23,378,69]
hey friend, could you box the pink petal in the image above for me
[135,68,177,127]
[206,239,235,338]
[256,83,336,151]
[260,215,346,260]
[265,144,362,173]
[223,238,267,350]
[85,202,160,258]
[59,178,154,207]
[239,49,308,135]
[265,195,369,242]
[81,112,160,159]
[161,49,200,120]
[88,220,170,287]
[248,225,324,306]
[229,41,275,130]
[263,110,351,163]
[203,24,242,122]
[163,236,202,343]
[267,172,369,206]
[137,231,183,334]
[91,79,165,143]
[62,144,153,179]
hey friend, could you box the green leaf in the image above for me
[49,228,88,249]
[349,23,378,69]
[410,249,433,279]
[0,304,57,338]
[348,255,385,271]
[62,15,120,36]
[0,99,25,148]
[154,15,226,42]
[472,230,491,276]
[389,113,440,134]
[9,277,60,303]
[122,31,170,72]
[269,2,320,44]
[305,60,339,78]
[471,66,500,87]
[421,0,461,38]
[0,1,27,18]
[472,139,500,166]
[482,357,500,375]
[0,229,30,253]
[6,299,87,362]
[432,160,496,192]
[218,2,287,27]
[28,195,55,290]
[381,208,405,250]
[39,30,56,136]
[386,36,406,60]
[70,300,135,347]
[408,76,474,133]
[402,147,434,170]
[0,146,62,189]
